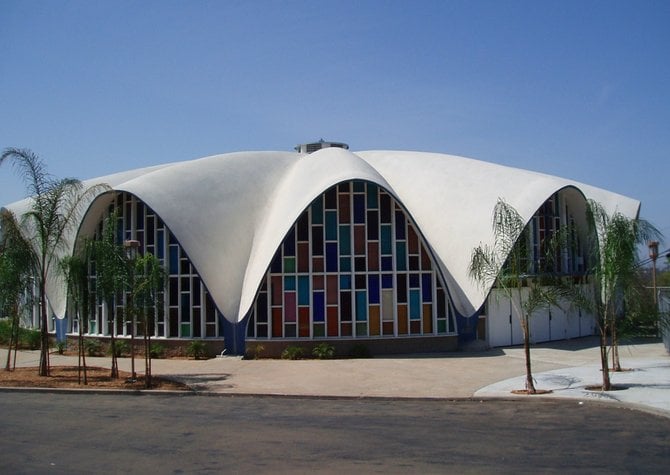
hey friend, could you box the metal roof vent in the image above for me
[294,139,349,154]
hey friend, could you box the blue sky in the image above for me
[1,0,669,251]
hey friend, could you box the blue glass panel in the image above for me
[340,275,351,290]
[422,274,433,302]
[283,228,295,256]
[382,274,393,288]
[395,211,406,239]
[325,211,337,240]
[380,226,392,254]
[366,183,378,208]
[396,242,407,271]
[271,251,282,273]
[356,291,367,321]
[312,196,323,224]
[169,245,179,274]
[368,275,380,304]
[409,273,420,288]
[298,276,310,305]
[284,275,296,291]
[157,230,165,259]
[381,256,393,271]
[313,292,325,321]
[410,289,420,319]
[339,257,351,272]
[353,194,365,223]
[326,243,338,272]
[181,294,190,321]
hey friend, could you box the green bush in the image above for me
[312,342,335,359]
[281,345,304,360]
[244,343,265,360]
[186,340,208,359]
[109,340,130,357]
[20,328,41,350]
[0,318,12,345]
[56,341,67,354]
[85,339,103,357]
[349,343,371,359]
[149,343,166,359]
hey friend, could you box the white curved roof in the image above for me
[5,149,640,323]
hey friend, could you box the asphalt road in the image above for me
[2,392,669,474]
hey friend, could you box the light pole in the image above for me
[124,239,140,381]
[649,241,659,308]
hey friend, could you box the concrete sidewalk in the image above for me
[4,337,669,417]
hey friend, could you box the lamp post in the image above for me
[124,239,140,381]
[648,241,659,308]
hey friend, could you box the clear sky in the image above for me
[1,0,669,251]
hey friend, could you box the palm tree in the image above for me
[585,200,661,389]
[133,252,166,388]
[92,212,128,379]
[0,209,36,371]
[60,240,94,384]
[469,199,564,394]
[0,148,107,376]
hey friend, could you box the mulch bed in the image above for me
[0,366,190,391]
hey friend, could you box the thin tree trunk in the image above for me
[611,318,621,371]
[108,302,119,379]
[5,303,18,371]
[599,321,611,390]
[39,276,50,377]
[522,315,536,394]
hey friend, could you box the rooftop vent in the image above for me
[295,139,349,154]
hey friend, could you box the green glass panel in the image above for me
[284,257,296,273]
[325,211,337,240]
[366,183,378,208]
[313,323,325,337]
[437,319,447,333]
[339,257,351,272]
[396,241,407,271]
[180,323,191,337]
[312,196,323,224]
[409,289,421,320]
[339,225,351,254]
[353,181,365,192]
[380,226,392,254]
[356,322,368,336]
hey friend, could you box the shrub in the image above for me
[186,340,208,359]
[149,343,166,359]
[85,339,103,357]
[56,341,66,354]
[0,318,12,345]
[20,328,41,350]
[349,343,371,359]
[245,343,265,360]
[312,342,335,359]
[281,345,304,360]
[109,340,130,357]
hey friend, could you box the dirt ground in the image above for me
[0,365,190,391]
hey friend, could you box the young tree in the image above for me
[0,209,36,371]
[0,148,107,376]
[92,212,128,379]
[60,241,94,384]
[469,198,564,394]
[585,200,661,389]
[132,252,166,388]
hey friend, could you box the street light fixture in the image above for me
[124,239,140,381]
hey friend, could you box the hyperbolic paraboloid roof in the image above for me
[4,148,640,324]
